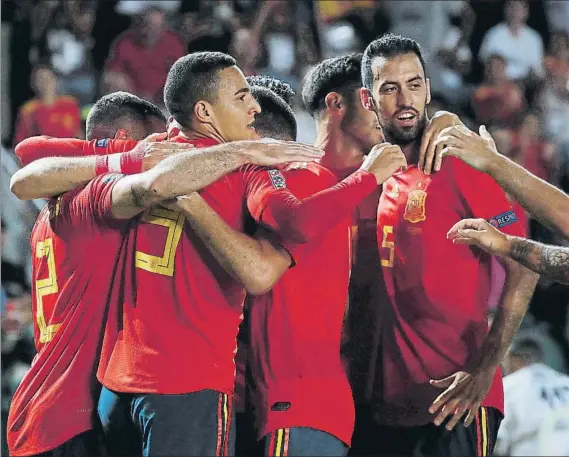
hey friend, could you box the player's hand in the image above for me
[243,139,324,166]
[139,141,196,171]
[433,125,500,174]
[360,143,407,184]
[419,111,462,175]
[447,218,512,257]
[142,132,168,142]
[428,367,495,431]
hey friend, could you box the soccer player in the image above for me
[6,93,173,457]
[431,124,569,285]
[356,33,539,456]
[9,85,321,457]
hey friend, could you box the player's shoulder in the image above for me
[285,161,335,180]
[19,99,40,116]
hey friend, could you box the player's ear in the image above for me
[114,128,130,139]
[324,92,343,115]
[361,88,375,112]
[194,100,213,124]
[425,78,431,105]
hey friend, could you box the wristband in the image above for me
[120,145,145,175]
[95,155,109,175]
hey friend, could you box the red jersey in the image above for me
[15,136,138,166]
[14,96,81,145]
[7,175,127,455]
[247,162,377,446]
[105,29,185,104]
[96,136,379,398]
[374,158,526,426]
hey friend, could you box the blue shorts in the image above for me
[264,427,348,456]
[98,386,235,456]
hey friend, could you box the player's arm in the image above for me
[429,159,539,431]
[169,194,292,295]
[109,140,324,220]
[10,140,182,200]
[245,143,406,243]
[448,219,569,284]
[436,125,569,239]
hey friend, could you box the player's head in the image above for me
[164,51,260,142]
[249,85,297,141]
[86,91,166,140]
[246,75,296,106]
[302,53,382,152]
[502,338,544,376]
[31,63,57,97]
[361,33,430,146]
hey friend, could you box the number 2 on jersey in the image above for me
[380,225,395,268]
[35,238,61,343]
[135,207,185,276]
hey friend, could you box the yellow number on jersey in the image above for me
[35,238,61,343]
[380,225,395,268]
[135,207,185,277]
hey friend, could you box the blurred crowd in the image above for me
[1,0,569,455]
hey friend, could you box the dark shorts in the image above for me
[264,427,348,457]
[30,430,104,457]
[350,405,502,457]
[97,386,235,456]
[235,411,263,457]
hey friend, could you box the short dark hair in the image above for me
[86,91,166,139]
[246,75,296,106]
[164,52,236,127]
[250,86,297,141]
[301,53,363,117]
[362,33,426,90]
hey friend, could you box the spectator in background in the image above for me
[495,338,569,456]
[432,2,475,108]
[540,30,569,144]
[14,63,82,145]
[103,5,184,106]
[510,111,556,184]
[1,220,30,299]
[46,1,97,108]
[472,54,525,128]
[479,0,544,82]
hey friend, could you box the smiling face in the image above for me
[362,52,430,146]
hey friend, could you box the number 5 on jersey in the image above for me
[380,225,395,268]
[135,207,185,276]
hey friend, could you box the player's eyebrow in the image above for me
[234,87,250,96]
[407,75,423,84]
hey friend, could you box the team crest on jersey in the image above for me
[403,189,427,223]
[268,169,287,190]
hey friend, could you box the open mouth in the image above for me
[395,111,417,126]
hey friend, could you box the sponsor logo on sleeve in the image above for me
[271,402,291,411]
[488,209,518,229]
[101,174,124,184]
[96,138,109,148]
[268,169,287,190]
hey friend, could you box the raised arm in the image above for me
[169,194,292,295]
[245,143,407,243]
[109,140,324,219]
[436,125,569,239]
[10,141,188,200]
[448,218,569,284]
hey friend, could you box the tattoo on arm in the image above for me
[509,237,569,284]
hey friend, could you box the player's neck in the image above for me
[400,140,420,165]
[179,125,226,144]
[314,124,365,171]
